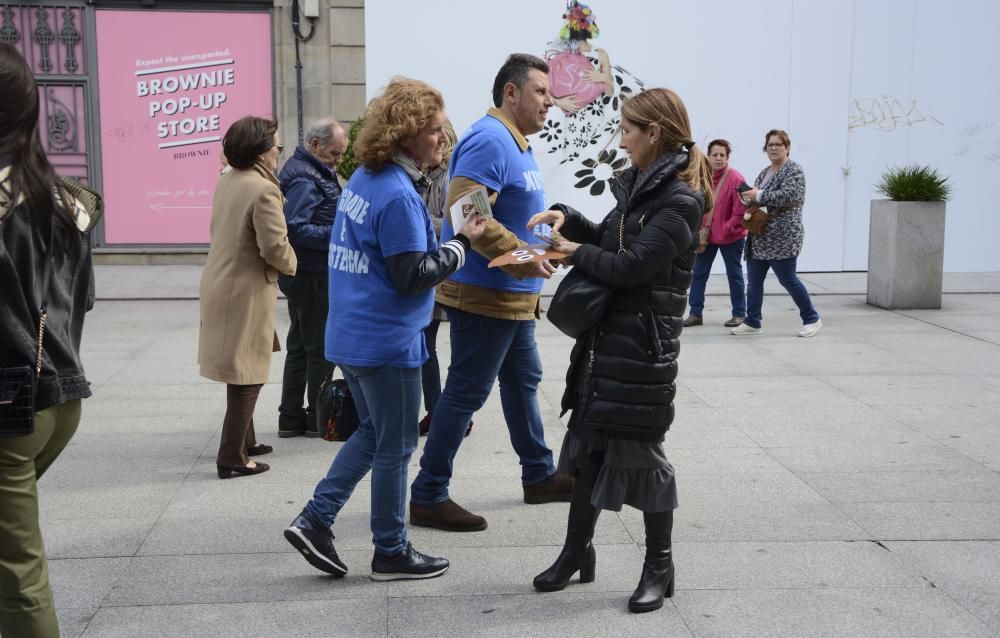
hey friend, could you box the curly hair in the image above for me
[439,119,457,170]
[355,78,444,171]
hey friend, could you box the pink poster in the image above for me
[95,10,273,244]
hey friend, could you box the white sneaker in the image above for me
[798,319,822,338]
[730,323,762,335]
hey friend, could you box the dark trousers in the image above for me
[421,319,442,413]
[688,238,746,318]
[279,272,334,430]
[217,384,262,467]
[745,256,820,329]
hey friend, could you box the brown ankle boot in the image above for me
[523,472,574,504]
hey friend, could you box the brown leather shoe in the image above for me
[723,316,745,328]
[409,499,488,532]
[523,472,574,504]
[682,315,702,327]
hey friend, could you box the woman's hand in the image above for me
[553,94,583,114]
[458,214,488,242]
[526,209,566,232]
[585,68,610,86]
[742,187,759,204]
[555,240,581,256]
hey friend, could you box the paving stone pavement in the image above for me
[40,268,1000,637]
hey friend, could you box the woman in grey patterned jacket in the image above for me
[731,129,822,338]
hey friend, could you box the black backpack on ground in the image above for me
[316,371,358,441]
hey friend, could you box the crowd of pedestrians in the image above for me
[0,12,827,629]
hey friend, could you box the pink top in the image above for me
[703,167,749,245]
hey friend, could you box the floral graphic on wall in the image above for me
[540,1,645,195]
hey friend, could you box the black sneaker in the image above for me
[284,511,348,576]
[370,543,449,581]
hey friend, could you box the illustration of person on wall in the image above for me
[539,0,645,195]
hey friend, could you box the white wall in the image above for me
[367,0,1000,272]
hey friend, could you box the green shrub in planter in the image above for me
[336,117,364,182]
[874,165,951,202]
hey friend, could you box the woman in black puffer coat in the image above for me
[527,88,712,614]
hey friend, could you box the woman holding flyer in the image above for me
[284,78,486,582]
[527,88,710,613]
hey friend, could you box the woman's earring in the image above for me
[649,138,656,145]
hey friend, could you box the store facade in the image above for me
[1,0,274,246]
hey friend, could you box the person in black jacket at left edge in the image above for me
[527,87,713,613]
[0,42,102,638]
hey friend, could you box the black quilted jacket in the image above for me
[554,149,705,442]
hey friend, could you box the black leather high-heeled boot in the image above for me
[533,457,601,592]
[628,510,675,613]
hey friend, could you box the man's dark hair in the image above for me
[223,116,278,170]
[491,53,549,107]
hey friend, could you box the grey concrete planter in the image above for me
[867,200,946,309]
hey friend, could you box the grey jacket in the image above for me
[745,160,806,261]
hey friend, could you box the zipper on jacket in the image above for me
[644,308,664,359]
[583,330,597,404]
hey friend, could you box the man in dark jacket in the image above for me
[277,117,349,438]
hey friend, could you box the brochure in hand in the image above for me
[487,246,565,268]
[449,186,493,234]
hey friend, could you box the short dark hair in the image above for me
[223,116,278,170]
[491,53,548,107]
[707,139,731,156]
[762,129,790,152]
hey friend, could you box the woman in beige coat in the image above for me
[198,116,297,479]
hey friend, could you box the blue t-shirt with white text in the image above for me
[325,163,436,368]
[442,114,546,294]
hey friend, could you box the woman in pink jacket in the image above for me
[684,139,748,328]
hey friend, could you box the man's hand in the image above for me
[528,259,557,279]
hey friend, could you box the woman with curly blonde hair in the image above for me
[284,78,486,582]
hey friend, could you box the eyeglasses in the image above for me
[766,143,785,149]
[274,143,285,153]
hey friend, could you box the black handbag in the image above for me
[546,211,624,339]
[0,219,53,438]
[317,370,359,442]
[547,267,614,339]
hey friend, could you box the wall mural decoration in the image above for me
[538,1,643,196]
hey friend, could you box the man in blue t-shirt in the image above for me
[410,54,574,532]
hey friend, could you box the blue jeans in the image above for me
[688,238,746,318]
[304,364,420,555]
[410,307,556,506]
[745,256,820,329]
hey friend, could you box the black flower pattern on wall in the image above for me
[573,149,628,196]
[540,119,562,144]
